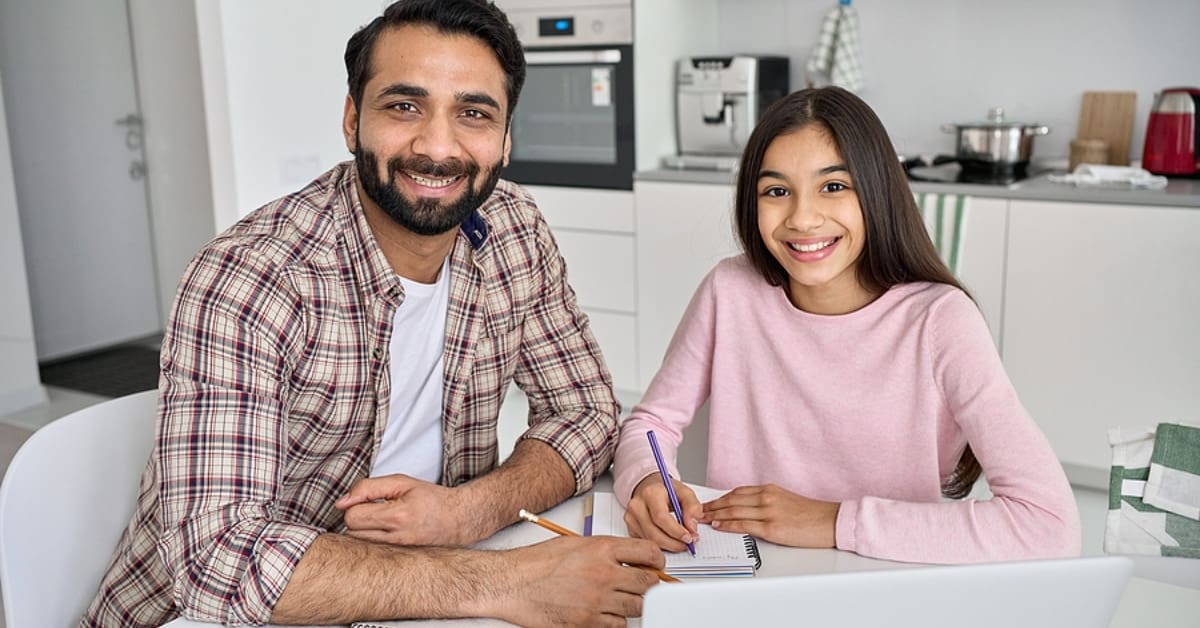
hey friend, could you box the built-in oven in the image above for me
[500,0,635,190]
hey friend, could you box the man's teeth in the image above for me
[408,173,459,188]
[789,238,837,253]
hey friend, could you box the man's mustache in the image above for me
[387,155,479,179]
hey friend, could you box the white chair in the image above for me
[0,389,158,627]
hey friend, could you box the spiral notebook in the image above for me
[591,491,761,578]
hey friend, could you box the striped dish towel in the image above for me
[805,2,864,92]
[914,193,967,275]
[1106,422,1200,558]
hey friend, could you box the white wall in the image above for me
[129,0,216,315]
[196,1,384,228]
[0,73,47,414]
[713,0,1200,161]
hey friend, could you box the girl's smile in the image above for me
[755,124,875,315]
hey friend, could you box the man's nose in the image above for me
[411,115,462,163]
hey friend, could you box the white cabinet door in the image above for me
[955,197,1008,349]
[635,180,740,391]
[1003,200,1200,486]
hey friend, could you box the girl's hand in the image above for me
[624,474,703,553]
[700,484,840,548]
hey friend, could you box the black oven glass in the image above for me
[503,45,634,190]
[512,64,617,165]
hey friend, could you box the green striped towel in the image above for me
[914,193,967,275]
[1144,423,1200,520]
[805,2,864,92]
[1106,422,1200,558]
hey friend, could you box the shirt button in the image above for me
[372,347,386,360]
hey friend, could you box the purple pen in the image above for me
[647,430,695,555]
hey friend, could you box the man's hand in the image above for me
[336,474,488,546]
[487,536,666,627]
[624,474,703,553]
[699,483,840,548]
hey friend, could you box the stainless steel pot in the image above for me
[942,107,1050,166]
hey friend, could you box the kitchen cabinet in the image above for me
[955,197,1008,349]
[525,185,639,393]
[1002,200,1200,485]
[634,180,741,391]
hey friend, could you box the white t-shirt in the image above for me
[370,260,449,482]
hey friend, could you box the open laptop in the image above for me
[641,556,1134,628]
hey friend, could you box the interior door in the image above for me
[0,0,161,360]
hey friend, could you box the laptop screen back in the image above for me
[641,556,1133,628]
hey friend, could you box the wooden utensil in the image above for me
[1077,92,1137,165]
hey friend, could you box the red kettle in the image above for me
[1142,87,1200,176]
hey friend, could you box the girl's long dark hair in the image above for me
[734,87,981,499]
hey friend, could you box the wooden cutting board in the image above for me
[1077,91,1137,165]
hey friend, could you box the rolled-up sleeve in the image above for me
[155,243,320,624]
[514,213,621,494]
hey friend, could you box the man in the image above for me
[83,1,662,626]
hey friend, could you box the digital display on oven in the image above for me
[538,16,574,36]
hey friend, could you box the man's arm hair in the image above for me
[271,533,502,623]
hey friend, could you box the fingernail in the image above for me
[711,520,721,529]
[681,533,693,543]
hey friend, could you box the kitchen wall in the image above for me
[713,0,1200,162]
[0,72,46,414]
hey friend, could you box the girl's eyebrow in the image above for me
[757,169,786,181]
[818,164,848,175]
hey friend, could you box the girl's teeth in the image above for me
[790,238,836,252]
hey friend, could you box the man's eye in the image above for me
[390,102,417,113]
[462,109,490,120]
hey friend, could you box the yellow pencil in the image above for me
[518,509,681,583]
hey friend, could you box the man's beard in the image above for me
[355,146,503,236]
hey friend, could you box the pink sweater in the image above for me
[614,256,1080,564]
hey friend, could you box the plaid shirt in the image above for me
[82,162,620,627]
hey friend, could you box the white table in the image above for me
[161,481,1198,628]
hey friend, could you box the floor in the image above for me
[2,387,1197,627]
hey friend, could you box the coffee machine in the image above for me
[1143,87,1200,177]
[664,55,789,171]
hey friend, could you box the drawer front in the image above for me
[584,309,638,394]
[555,230,636,313]
[524,185,635,233]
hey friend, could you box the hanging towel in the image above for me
[1105,422,1200,559]
[1143,423,1200,521]
[1047,164,1168,189]
[806,0,864,92]
[914,192,967,275]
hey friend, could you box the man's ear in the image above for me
[502,128,512,167]
[342,94,359,153]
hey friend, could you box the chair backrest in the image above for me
[0,389,158,628]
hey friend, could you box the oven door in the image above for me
[503,45,634,190]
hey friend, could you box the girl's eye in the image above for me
[760,186,789,198]
[822,181,849,193]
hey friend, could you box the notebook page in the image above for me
[591,492,757,574]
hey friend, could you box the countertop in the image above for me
[636,168,1200,209]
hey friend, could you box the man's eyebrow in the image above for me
[458,91,501,111]
[377,83,428,99]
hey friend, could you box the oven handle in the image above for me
[525,49,623,65]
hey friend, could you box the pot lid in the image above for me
[951,106,1040,128]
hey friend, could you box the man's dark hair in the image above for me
[344,0,526,121]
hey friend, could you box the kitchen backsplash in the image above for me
[711,0,1200,160]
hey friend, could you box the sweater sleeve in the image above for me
[613,266,721,505]
[835,291,1082,564]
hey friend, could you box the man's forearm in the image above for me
[461,438,577,539]
[271,533,503,624]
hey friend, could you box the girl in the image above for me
[613,87,1080,564]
